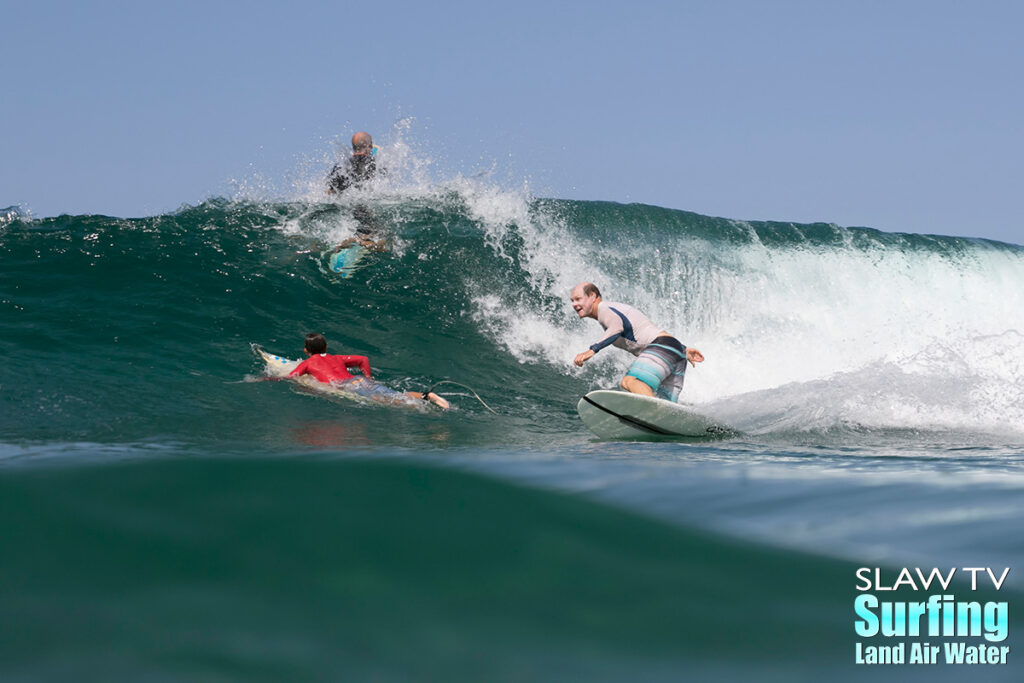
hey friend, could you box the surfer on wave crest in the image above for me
[327,131,387,252]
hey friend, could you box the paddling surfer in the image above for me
[290,333,449,409]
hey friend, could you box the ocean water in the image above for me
[1,175,1022,681]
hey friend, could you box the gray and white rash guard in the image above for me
[589,301,665,356]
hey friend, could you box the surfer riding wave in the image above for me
[570,282,704,402]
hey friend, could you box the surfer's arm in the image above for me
[341,355,372,379]
[686,347,704,366]
[287,358,311,378]
[589,307,623,353]
[588,332,621,354]
[326,164,351,195]
[573,349,595,367]
[575,320,622,366]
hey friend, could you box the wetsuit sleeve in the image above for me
[589,307,623,353]
[288,358,311,377]
[340,355,372,379]
[327,164,351,194]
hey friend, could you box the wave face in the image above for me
[2,191,1023,446]
[3,192,1024,681]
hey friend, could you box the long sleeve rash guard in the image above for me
[288,354,372,383]
[589,301,664,356]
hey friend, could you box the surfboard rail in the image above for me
[576,389,731,440]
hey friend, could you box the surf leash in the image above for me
[423,381,499,415]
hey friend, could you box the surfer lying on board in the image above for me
[290,333,449,409]
[570,282,704,402]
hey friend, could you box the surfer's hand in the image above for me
[574,350,595,367]
[687,347,705,366]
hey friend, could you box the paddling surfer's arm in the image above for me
[339,355,372,379]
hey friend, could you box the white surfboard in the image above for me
[576,390,730,440]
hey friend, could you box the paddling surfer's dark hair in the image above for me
[304,333,327,354]
[583,283,602,298]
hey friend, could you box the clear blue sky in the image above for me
[3,1,1022,243]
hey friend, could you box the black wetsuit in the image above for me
[327,154,377,194]
[327,153,381,237]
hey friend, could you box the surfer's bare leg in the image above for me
[621,375,655,397]
[408,391,450,410]
[358,236,390,251]
[332,237,358,252]
[334,235,389,252]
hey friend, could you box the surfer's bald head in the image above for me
[351,131,373,154]
[578,282,601,299]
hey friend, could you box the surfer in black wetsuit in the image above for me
[326,131,387,251]
[327,131,379,195]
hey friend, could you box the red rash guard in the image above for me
[288,354,372,383]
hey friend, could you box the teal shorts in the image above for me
[625,336,688,402]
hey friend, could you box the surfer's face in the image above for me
[570,287,598,318]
